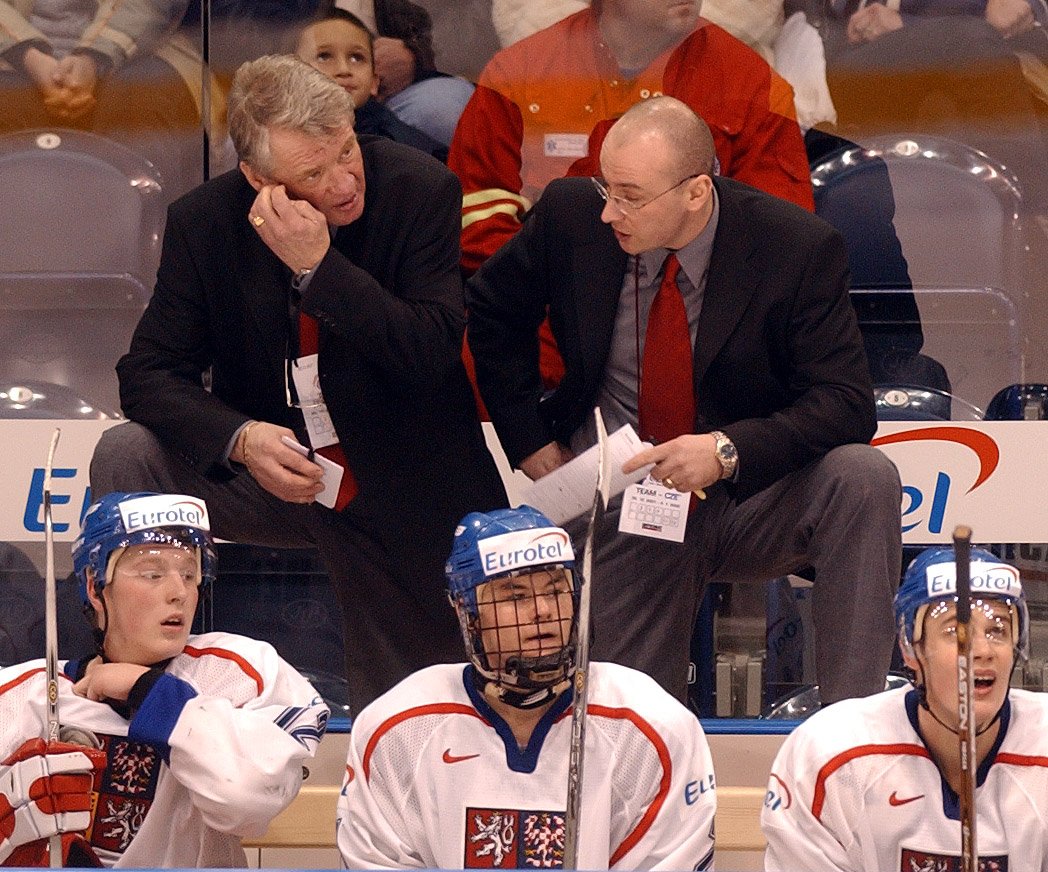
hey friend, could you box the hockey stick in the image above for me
[563,408,611,870]
[952,524,977,872]
[43,428,62,868]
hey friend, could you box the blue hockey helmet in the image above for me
[73,491,217,604]
[445,506,580,705]
[895,545,1029,661]
[446,505,577,613]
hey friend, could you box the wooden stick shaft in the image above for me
[952,524,977,872]
[43,428,62,868]
[563,409,610,869]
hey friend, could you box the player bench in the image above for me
[243,784,767,854]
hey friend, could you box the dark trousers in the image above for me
[570,444,902,705]
[90,422,465,717]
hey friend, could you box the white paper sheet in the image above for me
[519,424,653,524]
[280,435,344,510]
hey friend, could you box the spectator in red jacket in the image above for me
[449,0,814,389]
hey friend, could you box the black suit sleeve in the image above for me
[465,200,555,468]
[118,205,252,474]
[723,226,878,497]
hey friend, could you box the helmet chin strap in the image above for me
[474,652,574,710]
[473,665,567,710]
[911,657,1010,738]
[492,680,564,710]
[920,687,1003,738]
[87,553,125,658]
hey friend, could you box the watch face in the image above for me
[714,435,737,478]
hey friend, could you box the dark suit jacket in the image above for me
[119,136,506,577]
[466,175,877,501]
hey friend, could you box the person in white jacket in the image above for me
[0,491,328,867]
[337,505,717,870]
[762,545,1048,872]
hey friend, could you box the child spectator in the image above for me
[296,7,447,161]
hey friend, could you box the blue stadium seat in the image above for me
[985,383,1048,420]
[0,128,165,414]
[848,134,1025,293]
[0,128,165,282]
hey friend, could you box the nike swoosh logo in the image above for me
[888,791,924,806]
[442,749,480,764]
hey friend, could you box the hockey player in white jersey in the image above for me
[0,491,328,867]
[337,505,717,870]
[761,545,1048,871]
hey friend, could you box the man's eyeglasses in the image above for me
[591,174,700,213]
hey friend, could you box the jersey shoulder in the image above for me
[349,664,476,786]
[172,632,277,703]
[1001,689,1048,754]
[353,664,472,735]
[588,662,703,735]
[778,687,917,765]
[0,658,47,693]
[0,659,49,718]
[0,660,54,754]
[180,630,276,662]
[769,689,925,818]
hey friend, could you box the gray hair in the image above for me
[228,54,355,175]
[606,96,717,179]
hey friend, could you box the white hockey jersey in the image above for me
[761,686,1048,872]
[0,632,328,868]
[337,662,716,870]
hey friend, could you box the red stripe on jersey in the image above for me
[812,743,930,821]
[182,645,263,695]
[0,667,47,697]
[996,752,1048,768]
[362,704,490,782]
[583,705,673,867]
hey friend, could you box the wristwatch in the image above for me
[292,266,314,288]
[710,430,738,480]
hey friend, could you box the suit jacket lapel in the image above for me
[572,233,627,395]
[331,136,377,276]
[694,180,761,384]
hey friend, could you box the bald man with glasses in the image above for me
[591,173,700,212]
[467,96,902,708]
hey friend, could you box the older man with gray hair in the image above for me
[90,54,506,717]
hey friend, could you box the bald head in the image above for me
[603,96,716,180]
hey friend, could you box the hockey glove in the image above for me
[0,738,106,865]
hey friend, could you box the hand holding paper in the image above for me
[280,435,345,509]
[622,432,717,499]
[519,425,654,524]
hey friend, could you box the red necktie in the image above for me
[638,254,695,445]
[298,311,358,510]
